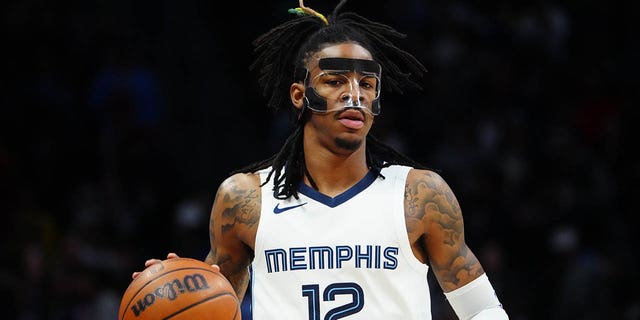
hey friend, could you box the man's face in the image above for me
[302,42,378,153]
[305,58,381,115]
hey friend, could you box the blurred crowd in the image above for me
[1,0,636,319]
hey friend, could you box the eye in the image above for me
[322,76,346,87]
[359,77,377,90]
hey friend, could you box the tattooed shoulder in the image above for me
[216,173,261,228]
[404,169,464,256]
[404,169,462,223]
[405,169,484,291]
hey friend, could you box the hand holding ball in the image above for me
[120,257,241,320]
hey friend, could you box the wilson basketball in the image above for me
[119,257,241,320]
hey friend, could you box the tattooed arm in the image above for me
[204,172,261,300]
[404,169,483,291]
[405,169,507,319]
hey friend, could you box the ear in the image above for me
[290,83,306,111]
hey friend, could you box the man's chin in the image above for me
[335,137,363,151]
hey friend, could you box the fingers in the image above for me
[144,258,162,268]
[132,253,182,280]
[210,264,221,272]
[167,252,180,259]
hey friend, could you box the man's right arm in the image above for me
[205,172,261,301]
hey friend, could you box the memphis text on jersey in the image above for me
[264,244,399,273]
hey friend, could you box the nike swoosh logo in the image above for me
[273,202,308,214]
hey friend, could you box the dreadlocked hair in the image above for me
[235,0,429,199]
[250,0,427,112]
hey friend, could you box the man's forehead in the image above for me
[317,42,373,58]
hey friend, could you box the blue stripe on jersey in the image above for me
[298,170,378,207]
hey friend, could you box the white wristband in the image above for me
[444,274,508,319]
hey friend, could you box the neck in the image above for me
[302,137,370,197]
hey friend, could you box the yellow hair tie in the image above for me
[289,0,329,25]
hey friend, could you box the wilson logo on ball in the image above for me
[131,273,211,316]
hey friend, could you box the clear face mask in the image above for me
[302,58,382,115]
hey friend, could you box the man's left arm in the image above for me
[405,169,508,319]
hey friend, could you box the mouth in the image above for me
[336,109,365,130]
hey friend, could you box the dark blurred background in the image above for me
[1,0,637,319]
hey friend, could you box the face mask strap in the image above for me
[303,88,328,111]
[318,58,382,75]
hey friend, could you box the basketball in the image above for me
[119,257,241,320]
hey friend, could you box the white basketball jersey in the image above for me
[250,165,431,319]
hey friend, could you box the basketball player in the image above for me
[134,1,508,318]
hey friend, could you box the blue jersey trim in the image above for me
[242,265,253,319]
[298,170,378,208]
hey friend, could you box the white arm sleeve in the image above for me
[443,273,509,320]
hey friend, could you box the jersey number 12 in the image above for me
[302,282,364,320]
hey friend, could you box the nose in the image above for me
[340,92,364,104]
